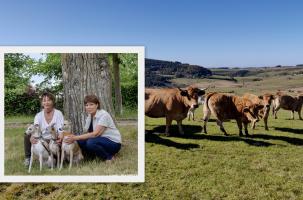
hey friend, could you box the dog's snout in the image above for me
[266,104,270,108]
[194,104,198,109]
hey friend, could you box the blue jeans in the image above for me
[77,137,121,160]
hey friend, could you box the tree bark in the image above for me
[61,53,114,133]
[112,54,123,115]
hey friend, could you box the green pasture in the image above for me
[1,73,303,199]
[4,125,138,176]
[2,108,303,199]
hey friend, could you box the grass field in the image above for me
[4,125,138,176]
[1,72,303,199]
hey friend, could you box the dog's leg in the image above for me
[28,148,33,173]
[51,152,54,170]
[60,147,64,170]
[57,149,60,169]
[39,153,43,171]
[69,149,73,170]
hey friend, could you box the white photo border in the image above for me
[0,46,145,183]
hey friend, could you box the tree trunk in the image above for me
[61,53,114,134]
[112,54,123,115]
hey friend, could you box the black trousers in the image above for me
[24,133,31,159]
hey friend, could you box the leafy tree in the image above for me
[4,53,33,93]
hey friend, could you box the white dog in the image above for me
[26,124,51,173]
[60,120,83,170]
[48,124,60,170]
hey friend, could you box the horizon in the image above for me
[1,0,302,67]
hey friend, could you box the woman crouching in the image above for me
[64,94,122,162]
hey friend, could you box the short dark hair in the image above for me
[84,94,100,109]
[41,92,56,105]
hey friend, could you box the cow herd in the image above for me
[145,85,303,136]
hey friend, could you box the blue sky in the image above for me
[0,0,302,67]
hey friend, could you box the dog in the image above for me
[26,124,51,173]
[60,120,83,170]
[48,123,60,170]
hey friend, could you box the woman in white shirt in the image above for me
[24,92,64,166]
[64,95,121,162]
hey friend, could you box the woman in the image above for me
[64,94,121,162]
[24,92,64,166]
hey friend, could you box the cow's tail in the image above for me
[205,92,216,111]
[203,92,216,122]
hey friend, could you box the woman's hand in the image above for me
[63,135,76,144]
[30,136,38,144]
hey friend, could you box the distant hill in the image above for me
[145,58,212,87]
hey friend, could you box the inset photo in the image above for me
[0,46,144,182]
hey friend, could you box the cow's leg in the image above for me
[298,107,302,120]
[263,111,269,131]
[251,120,256,130]
[274,106,280,119]
[243,123,249,136]
[291,110,295,120]
[202,107,211,134]
[187,110,192,121]
[216,119,228,136]
[236,119,243,136]
[192,110,195,121]
[177,120,184,135]
[165,117,172,136]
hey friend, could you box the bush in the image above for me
[121,83,137,108]
[5,90,41,116]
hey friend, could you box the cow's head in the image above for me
[178,86,206,109]
[242,100,264,123]
[258,93,274,113]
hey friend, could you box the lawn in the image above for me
[4,124,138,176]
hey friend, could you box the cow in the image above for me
[243,93,274,130]
[145,86,206,136]
[272,93,303,120]
[202,92,264,136]
[187,99,204,121]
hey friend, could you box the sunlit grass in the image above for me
[5,125,138,176]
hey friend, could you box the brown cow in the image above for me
[272,93,303,120]
[145,86,206,136]
[243,93,274,130]
[202,92,263,136]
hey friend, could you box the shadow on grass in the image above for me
[145,131,200,150]
[180,133,275,147]
[147,124,203,136]
[274,127,303,135]
[146,125,275,147]
[251,134,303,146]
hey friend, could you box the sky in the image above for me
[0,0,302,68]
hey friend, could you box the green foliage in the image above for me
[30,53,62,80]
[5,90,40,116]
[111,53,138,110]
[121,83,138,108]
[4,53,33,94]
